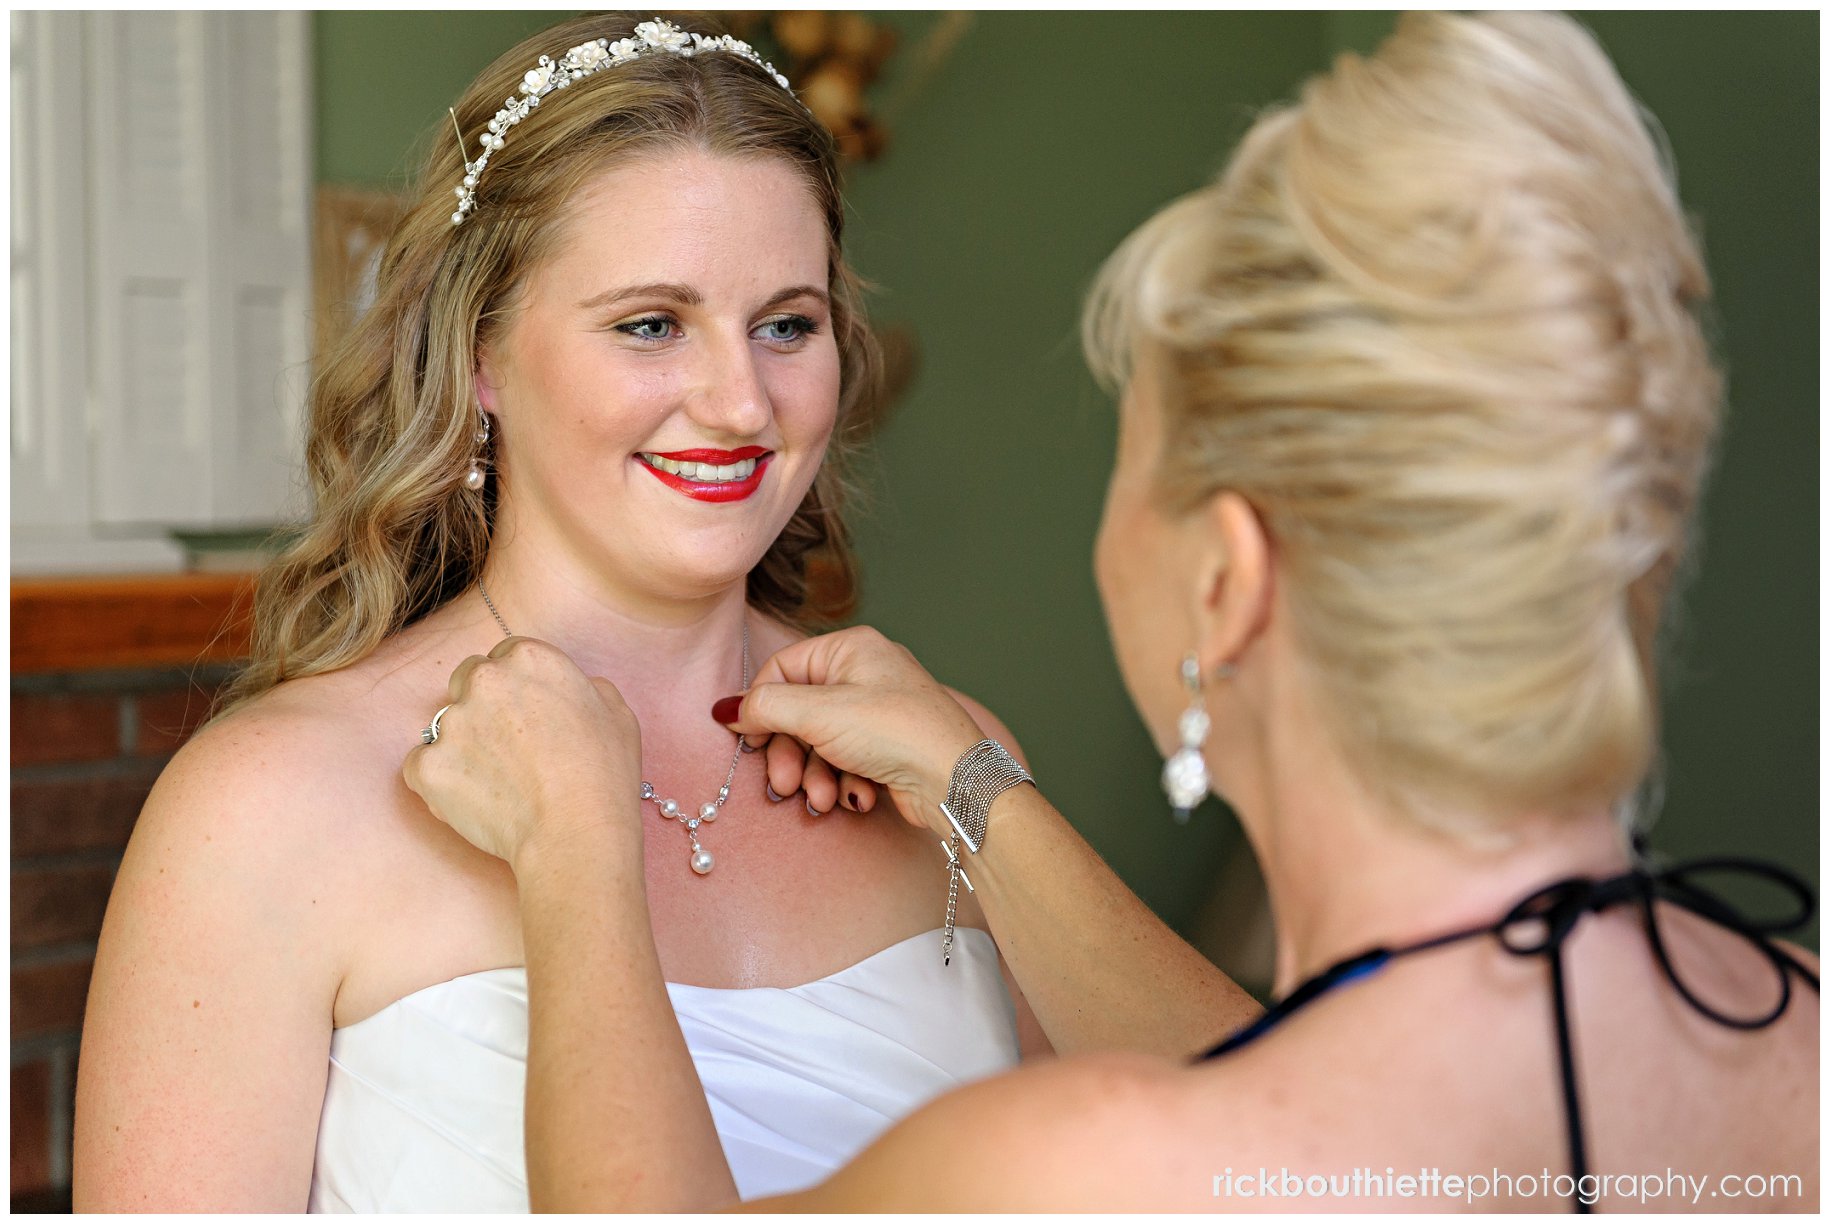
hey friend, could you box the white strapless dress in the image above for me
[307,927,1018,1211]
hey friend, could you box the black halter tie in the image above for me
[1197,856,1818,1213]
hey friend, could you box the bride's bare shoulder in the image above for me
[942,687,1026,759]
[140,659,418,862]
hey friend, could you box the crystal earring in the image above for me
[1162,652,1232,824]
[463,407,492,491]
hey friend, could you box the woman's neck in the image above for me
[426,545,756,740]
[1225,678,1634,998]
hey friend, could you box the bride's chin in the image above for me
[624,555,769,605]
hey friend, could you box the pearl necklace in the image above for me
[477,580,749,876]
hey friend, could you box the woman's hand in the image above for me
[403,635,642,871]
[714,627,989,838]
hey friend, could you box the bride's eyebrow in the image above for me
[577,282,702,310]
[759,285,829,311]
[575,283,829,312]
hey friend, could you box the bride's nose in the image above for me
[682,331,771,437]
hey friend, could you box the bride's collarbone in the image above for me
[330,760,947,1023]
[640,785,948,924]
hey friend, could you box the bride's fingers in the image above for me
[764,732,807,802]
[837,770,874,813]
[802,752,840,814]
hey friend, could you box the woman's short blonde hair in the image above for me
[1085,12,1720,832]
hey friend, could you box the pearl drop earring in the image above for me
[464,407,492,491]
[1162,652,1233,823]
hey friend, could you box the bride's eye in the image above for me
[614,315,679,343]
[754,314,819,347]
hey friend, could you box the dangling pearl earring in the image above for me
[463,407,492,491]
[1162,652,1233,824]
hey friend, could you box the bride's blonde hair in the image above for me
[1085,12,1720,831]
[219,12,880,717]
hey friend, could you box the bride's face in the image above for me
[479,146,840,602]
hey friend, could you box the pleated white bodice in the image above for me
[307,927,1018,1211]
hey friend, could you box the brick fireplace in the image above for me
[11,575,251,1212]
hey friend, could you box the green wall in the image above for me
[316,12,1818,943]
[838,12,1325,929]
[316,12,563,186]
[1591,10,1818,942]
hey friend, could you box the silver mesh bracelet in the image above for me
[938,739,1032,965]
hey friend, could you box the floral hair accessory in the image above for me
[450,20,795,226]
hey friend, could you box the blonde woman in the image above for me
[410,11,1818,1212]
[73,13,1261,1212]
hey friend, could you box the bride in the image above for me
[72,13,1259,1212]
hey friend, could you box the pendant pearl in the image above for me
[690,848,715,875]
[463,464,486,491]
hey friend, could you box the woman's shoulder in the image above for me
[182,669,388,785]
[101,675,399,1005]
[142,666,414,868]
[942,687,1025,759]
[1778,939,1820,977]
[778,1050,1282,1210]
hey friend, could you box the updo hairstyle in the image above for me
[1086,12,1719,831]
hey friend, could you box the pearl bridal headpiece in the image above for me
[449,19,795,226]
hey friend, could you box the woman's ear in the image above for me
[1191,491,1272,673]
[475,346,504,417]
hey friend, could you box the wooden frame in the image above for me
[313,185,413,365]
[11,575,256,674]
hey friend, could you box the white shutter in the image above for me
[87,11,213,526]
[208,12,312,525]
[87,11,311,530]
[10,13,92,531]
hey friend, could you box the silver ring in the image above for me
[420,704,452,745]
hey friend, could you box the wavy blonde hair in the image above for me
[218,12,881,717]
[1085,12,1720,831]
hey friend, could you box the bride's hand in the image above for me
[713,627,989,838]
[404,635,643,871]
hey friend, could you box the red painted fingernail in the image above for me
[711,696,742,724]
[846,790,860,811]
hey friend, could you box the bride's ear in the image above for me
[475,347,504,418]
[1191,491,1272,674]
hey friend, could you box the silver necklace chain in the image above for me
[477,578,749,876]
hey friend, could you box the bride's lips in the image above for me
[636,446,773,504]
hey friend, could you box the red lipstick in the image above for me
[648,446,770,463]
[636,447,773,504]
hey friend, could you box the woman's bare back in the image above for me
[788,897,1818,1212]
